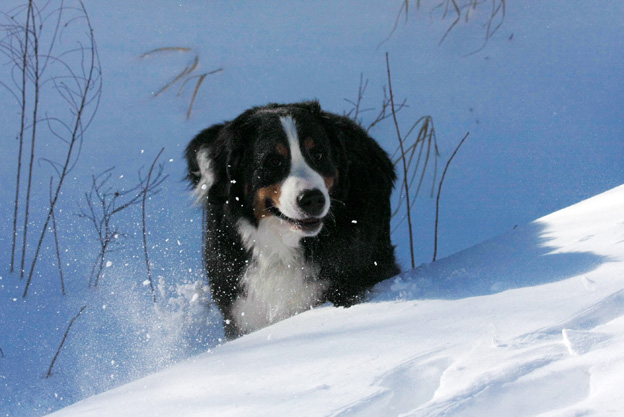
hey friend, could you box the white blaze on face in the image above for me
[231,115,332,334]
[278,116,330,221]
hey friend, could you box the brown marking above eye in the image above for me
[304,137,315,150]
[253,184,282,220]
[276,143,288,157]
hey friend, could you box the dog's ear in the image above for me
[216,125,245,203]
[186,123,232,205]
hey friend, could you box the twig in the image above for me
[433,132,469,262]
[20,0,41,278]
[386,52,415,270]
[343,73,369,124]
[79,163,168,288]
[46,305,87,378]
[50,177,65,295]
[142,147,165,303]
[9,0,33,274]
[24,0,102,297]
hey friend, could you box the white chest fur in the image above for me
[233,218,327,334]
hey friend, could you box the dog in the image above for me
[185,101,399,338]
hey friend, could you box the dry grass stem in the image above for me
[433,131,469,262]
[139,46,192,58]
[381,0,507,53]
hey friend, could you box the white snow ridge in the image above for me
[46,186,624,417]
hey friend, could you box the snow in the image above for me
[44,185,624,416]
[1,0,623,416]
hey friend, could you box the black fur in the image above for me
[186,101,399,338]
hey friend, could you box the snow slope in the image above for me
[45,185,624,417]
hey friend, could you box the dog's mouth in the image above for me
[265,200,323,234]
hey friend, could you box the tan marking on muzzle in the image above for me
[253,184,282,221]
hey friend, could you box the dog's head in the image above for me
[186,101,349,238]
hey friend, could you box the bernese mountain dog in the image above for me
[186,101,399,338]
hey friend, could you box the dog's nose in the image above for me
[297,189,326,217]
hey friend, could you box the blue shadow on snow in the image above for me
[373,220,611,302]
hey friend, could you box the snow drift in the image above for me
[45,185,624,416]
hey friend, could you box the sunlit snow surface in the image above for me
[46,186,624,417]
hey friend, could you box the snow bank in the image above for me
[45,185,624,416]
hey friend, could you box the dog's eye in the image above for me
[310,149,323,161]
[266,154,284,168]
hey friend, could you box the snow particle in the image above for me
[106,261,112,268]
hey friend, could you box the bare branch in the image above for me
[387,52,416,270]
[24,0,102,297]
[20,0,41,278]
[142,147,165,303]
[46,305,86,378]
[433,131,469,262]
[49,177,65,295]
[8,0,32,274]
[79,162,168,288]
